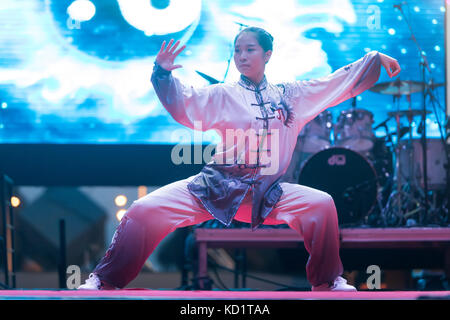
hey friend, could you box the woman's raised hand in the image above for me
[155,39,186,72]
[379,52,401,78]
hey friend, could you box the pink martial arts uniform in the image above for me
[92,51,381,289]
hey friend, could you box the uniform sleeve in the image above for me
[150,62,223,132]
[280,50,382,126]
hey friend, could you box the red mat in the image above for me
[0,290,448,300]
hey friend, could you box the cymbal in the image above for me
[387,109,431,118]
[370,79,444,95]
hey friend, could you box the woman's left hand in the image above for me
[379,52,401,78]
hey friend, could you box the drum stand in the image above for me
[382,95,424,226]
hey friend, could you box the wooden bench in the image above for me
[194,227,450,289]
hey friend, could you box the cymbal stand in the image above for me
[404,95,425,197]
[382,95,423,226]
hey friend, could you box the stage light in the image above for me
[67,0,96,22]
[11,196,20,208]
[1,102,7,109]
[138,186,147,199]
[388,28,396,35]
[114,195,127,207]
[116,209,127,221]
[432,19,438,25]
[434,45,441,52]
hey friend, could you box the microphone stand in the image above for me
[395,3,431,224]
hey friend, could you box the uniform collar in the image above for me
[238,74,267,92]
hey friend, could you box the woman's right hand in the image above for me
[155,39,186,72]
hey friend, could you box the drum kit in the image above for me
[287,79,449,227]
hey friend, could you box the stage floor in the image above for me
[0,289,448,300]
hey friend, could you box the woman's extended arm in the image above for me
[280,51,401,126]
[151,39,223,131]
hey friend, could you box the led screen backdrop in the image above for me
[0,0,446,145]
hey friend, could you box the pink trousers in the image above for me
[93,175,344,288]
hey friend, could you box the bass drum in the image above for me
[298,147,378,226]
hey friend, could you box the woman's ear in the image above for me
[264,50,272,64]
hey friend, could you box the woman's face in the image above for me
[234,32,271,82]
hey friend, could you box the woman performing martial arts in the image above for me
[79,27,400,291]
